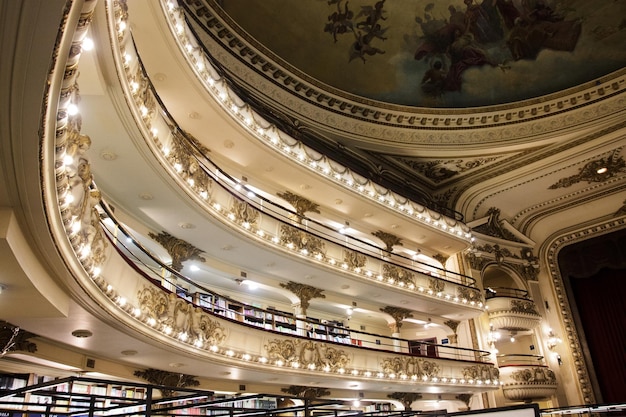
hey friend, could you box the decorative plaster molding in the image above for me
[182,0,626,146]
[545,218,626,404]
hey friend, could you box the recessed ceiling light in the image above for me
[179,222,196,229]
[596,167,608,174]
[121,350,138,356]
[139,192,153,200]
[188,111,201,119]
[169,362,185,368]
[71,329,93,338]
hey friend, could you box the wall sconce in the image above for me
[546,329,561,350]
[486,324,501,352]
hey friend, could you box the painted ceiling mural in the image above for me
[220,0,626,108]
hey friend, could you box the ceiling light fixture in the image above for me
[71,329,93,338]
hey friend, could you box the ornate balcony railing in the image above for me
[498,354,558,402]
[486,287,542,332]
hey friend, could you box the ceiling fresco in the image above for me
[219,0,626,108]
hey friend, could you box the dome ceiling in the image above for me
[143,0,626,229]
[218,0,625,108]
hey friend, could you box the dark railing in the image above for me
[497,354,546,367]
[485,287,531,300]
[132,42,476,289]
[98,200,492,363]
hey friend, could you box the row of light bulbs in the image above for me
[161,1,473,243]
[106,278,499,387]
[111,5,483,309]
[49,4,496,400]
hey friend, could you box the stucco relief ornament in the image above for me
[166,129,213,197]
[264,338,350,371]
[463,364,499,381]
[457,286,483,304]
[511,367,556,384]
[279,281,325,315]
[379,306,413,332]
[382,264,415,287]
[137,286,226,347]
[231,199,260,226]
[280,225,326,257]
[429,277,446,293]
[276,190,320,224]
[510,299,539,315]
[372,230,403,253]
[381,356,440,378]
[344,249,367,270]
[148,231,206,272]
[549,149,625,189]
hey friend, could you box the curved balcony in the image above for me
[486,287,542,332]
[62,201,500,393]
[37,0,495,397]
[89,0,485,318]
[498,354,558,402]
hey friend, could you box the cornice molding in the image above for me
[181,0,626,148]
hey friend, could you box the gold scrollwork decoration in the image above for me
[380,356,440,378]
[231,199,260,226]
[510,299,539,315]
[457,286,483,304]
[280,225,326,256]
[462,364,499,380]
[148,231,206,272]
[429,277,445,293]
[137,286,226,347]
[344,250,367,270]
[264,338,350,371]
[382,264,415,287]
[511,367,556,384]
[372,230,403,253]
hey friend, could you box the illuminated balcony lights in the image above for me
[259,357,268,363]
[225,350,234,357]
[209,345,219,352]
[67,103,79,116]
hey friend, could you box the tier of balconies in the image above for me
[486,287,542,333]
[497,354,558,402]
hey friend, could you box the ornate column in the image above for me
[380,306,413,352]
[280,281,325,336]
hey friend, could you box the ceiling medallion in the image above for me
[99,149,118,161]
